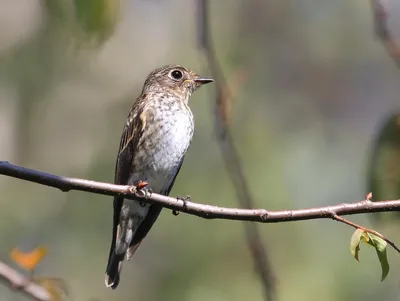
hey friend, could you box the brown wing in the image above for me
[106,94,148,268]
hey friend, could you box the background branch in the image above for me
[196,2,276,300]
[370,0,400,67]
[0,261,50,301]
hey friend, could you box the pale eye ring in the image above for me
[170,70,183,80]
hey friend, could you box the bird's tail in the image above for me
[105,251,124,289]
[105,216,134,289]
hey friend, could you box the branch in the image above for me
[0,261,50,301]
[2,161,400,222]
[370,0,400,68]
[196,1,276,300]
[331,214,400,253]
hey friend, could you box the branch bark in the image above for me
[2,161,400,221]
[0,261,51,301]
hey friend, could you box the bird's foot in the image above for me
[172,195,191,216]
[136,180,149,191]
[139,188,152,207]
[136,181,152,207]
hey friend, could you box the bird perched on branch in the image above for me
[105,65,213,289]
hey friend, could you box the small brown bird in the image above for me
[105,65,213,289]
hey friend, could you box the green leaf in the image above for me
[43,0,120,47]
[351,229,390,281]
[74,0,119,43]
[364,233,390,281]
[350,229,363,261]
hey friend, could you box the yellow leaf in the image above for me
[34,278,68,301]
[10,246,48,271]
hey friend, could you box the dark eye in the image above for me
[170,70,183,80]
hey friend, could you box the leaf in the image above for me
[74,0,119,44]
[350,229,363,261]
[43,0,120,47]
[10,246,48,271]
[364,233,390,281]
[34,277,69,301]
[350,230,390,281]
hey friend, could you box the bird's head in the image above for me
[142,65,213,102]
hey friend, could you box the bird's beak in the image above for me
[193,77,214,86]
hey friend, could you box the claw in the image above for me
[177,195,191,210]
[136,181,151,207]
[136,181,149,190]
[172,195,191,216]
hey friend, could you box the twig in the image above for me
[370,0,400,68]
[0,261,50,301]
[3,161,400,222]
[331,213,400,253]
[196,1,276,300]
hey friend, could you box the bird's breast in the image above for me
[131,103,194,192]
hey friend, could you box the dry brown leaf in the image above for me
[10,246,47,271]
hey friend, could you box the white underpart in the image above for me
[122,102,194,240]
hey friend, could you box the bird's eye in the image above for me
[170,70,183,80]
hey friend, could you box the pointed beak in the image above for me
[194,77,214,86]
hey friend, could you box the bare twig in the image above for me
[0,261,50,301]
[196,1,276,300]
[3,161,400,222]
[370,0,400,67]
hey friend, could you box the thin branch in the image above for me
[370,0,400,68]
[3,161,400,222]
[196,1,276,300]
[331,213,400,253]
[0,261,50,301]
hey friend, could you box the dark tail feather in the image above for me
[105,252,124,289]
[105,215,133,289]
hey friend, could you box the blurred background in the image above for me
[1,0,400,300]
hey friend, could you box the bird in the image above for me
[105,64,213,289]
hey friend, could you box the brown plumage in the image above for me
[105,65,213,289]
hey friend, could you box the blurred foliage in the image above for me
[368,113,400,221]
[9,246,69,301]
[34,278,69,301]
[0,0,119,164]
[44,0,119,45]
[74,0,119,44]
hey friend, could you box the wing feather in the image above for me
[107,94,148,267]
